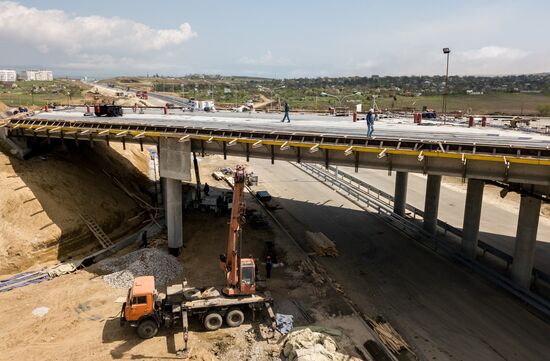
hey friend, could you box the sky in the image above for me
[0,0,549,78]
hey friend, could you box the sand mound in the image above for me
[0,142,151,275]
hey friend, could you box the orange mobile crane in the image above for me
[219,165,257,296]
[119,165,275,352]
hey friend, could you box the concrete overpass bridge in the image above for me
[2,107,550,291]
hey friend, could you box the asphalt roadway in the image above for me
[340,166,550,274]
[29,106,550,148]
[247,158,550,361]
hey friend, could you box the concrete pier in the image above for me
[165,177,183,256]
[423,174,442,234]
[461,179,484,258]
[394,171,408,217]
[511,194,541,289]
[159,138,191,257]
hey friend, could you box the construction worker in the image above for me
[266,256,273,279]
[366,108,375,137]
[140,230,148,248]
[281,101,290,123]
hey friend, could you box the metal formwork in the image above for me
[3,117,550,191]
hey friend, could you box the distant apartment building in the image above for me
[0,69,17,82]
[21,70,53,81]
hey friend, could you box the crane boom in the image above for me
[220,165,256,296]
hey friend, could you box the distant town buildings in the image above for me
[0,70,17,82]
[21,70,53,81]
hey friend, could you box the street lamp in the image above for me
[320,91,360,107]
[442,47,451,123]
[260,85,285,112]
[202,80,214,101]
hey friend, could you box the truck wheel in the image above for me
[225,308,245,327]
[203,312,223,331]
[137,319,158,339]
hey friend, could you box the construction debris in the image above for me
[97,248,182,288]
[368,316,412,355]
[211,171,224,180]
[46,262,80,277]
[298,258,326,285]
[283,328,361,361]
[292,300,315,324]
[0,271,51,292]
[276,313,295,334]
[305,231,339,257]
[32,306,49,317]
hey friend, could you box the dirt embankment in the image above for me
[0,101,9,113]
[0,142,153,275]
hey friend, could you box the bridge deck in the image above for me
[19,107,550,149]
[3,107,550,192]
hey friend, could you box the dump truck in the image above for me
[120,165,276,352]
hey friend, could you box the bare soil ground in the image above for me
[0,154,372,361]
[0,100,9,113]
[0,142,152,275]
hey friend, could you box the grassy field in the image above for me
[102,77,550,115]
[388,93,550,115]
[0,80,90,107]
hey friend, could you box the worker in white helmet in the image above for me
[366,108,375,137]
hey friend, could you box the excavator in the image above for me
[119,165,275,351]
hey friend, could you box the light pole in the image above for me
[260,85,285,112]
[320,91,361,108]
[203,80,215,101]
[442,47,451,123]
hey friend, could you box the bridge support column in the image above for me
[461,179,484,259]
[394,172,408,217]
[423,174,442,234]
[165,178,183,256]
[511,194,541,289]
[159,138,191,257]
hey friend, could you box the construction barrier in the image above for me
[417,113,423,124]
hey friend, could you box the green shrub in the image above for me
[537,104,550,116]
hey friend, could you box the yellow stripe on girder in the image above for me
[11,123,550,166]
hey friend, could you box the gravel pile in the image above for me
[97,248,183,288]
